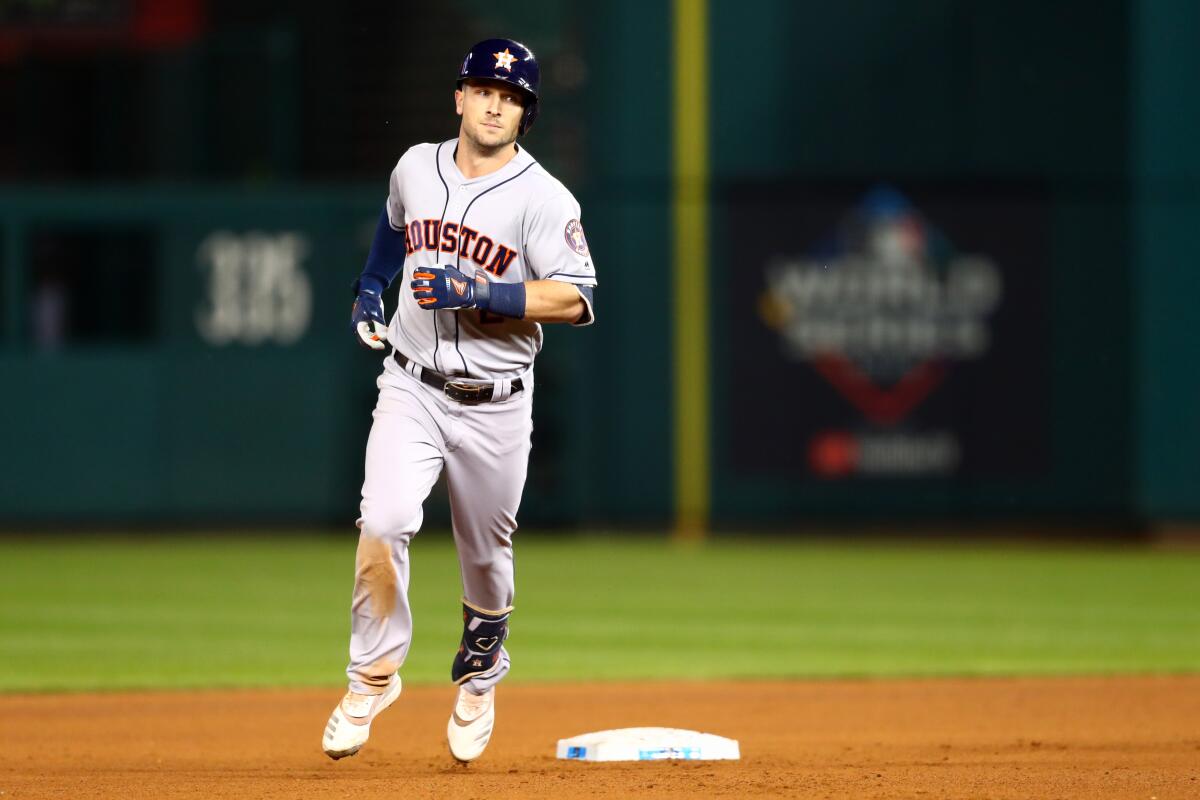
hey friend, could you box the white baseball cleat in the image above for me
[446,685,496,763]
[322,676,402,760]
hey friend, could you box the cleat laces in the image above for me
[342,692,375,718]
[457,690,491,722]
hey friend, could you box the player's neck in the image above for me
[454,135,519,179]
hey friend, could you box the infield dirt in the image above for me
[2,676,1198,798]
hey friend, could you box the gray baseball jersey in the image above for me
[385,139,597,378]
[343,140,595,700]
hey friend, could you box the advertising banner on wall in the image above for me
[723,182,1051,482]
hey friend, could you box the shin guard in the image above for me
[451,599,512,684]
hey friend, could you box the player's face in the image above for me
[456,80,524,150]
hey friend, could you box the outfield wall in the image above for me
[0,0,1196,525]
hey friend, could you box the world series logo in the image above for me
[757,185,1004,477]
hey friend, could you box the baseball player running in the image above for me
[322,38,597,763]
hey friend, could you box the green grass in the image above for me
[0,533,1198,691]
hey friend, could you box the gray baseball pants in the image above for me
[344,359,533,696]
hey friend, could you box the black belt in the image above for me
[393,350,524,403]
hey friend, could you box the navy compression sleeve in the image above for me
[356,207,407,294]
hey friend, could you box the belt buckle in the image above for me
[445,381,491,404]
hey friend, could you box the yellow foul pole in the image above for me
[672,0,710,540]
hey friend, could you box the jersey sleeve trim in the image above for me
[543,271,598,286]
[571,285,595,327]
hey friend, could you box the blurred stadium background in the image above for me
[1,0,1199,693]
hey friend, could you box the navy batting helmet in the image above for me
[457,38,540,135]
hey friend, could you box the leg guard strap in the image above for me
[451,599,512,684]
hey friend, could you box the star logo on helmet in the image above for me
[493,48,517,71]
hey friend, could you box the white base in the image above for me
[556,727,740,762]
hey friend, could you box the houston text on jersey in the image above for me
[403,218,519,277]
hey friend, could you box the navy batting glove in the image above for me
[410,267,526,318]
[410,266,477,310]
[351,276,388,350]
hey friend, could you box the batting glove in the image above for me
[410,266,483,310]
[351,277,388,350]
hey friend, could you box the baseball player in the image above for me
[321,38,596,763]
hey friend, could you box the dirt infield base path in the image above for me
[2,677,1198,799]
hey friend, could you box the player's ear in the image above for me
[454,89,464,116]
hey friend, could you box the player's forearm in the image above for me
[522,279,585,324]
[409,269,592,324]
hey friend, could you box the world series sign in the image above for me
[723,182,1050,482]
